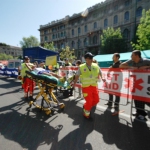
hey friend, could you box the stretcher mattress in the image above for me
[25,71,69,87]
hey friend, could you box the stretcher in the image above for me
[25,70,72,115]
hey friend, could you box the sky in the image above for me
[0,0,104,47]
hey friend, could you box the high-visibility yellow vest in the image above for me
[21,63,33,77]
[80,63,99,87]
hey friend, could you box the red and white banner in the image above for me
[59,67,150,103]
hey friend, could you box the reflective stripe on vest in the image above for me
[80,63,99,87]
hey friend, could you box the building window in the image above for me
[45,36,48,41]
[72,29,74,36]
[61,32,63,37]
[114,5,118,11]
[52,34,55,39]
[114,15,118,24]
[137,0,142,2]
[44,30,48,34]
[136,7,142,17]
[84,25,87,32]
[61,43,64,48]
[94,22,97,29]
[64,31,66,37]
[123,29,130,40]
[93,36,97,44]
[78,19,81,24]
[71,41,75,48]
[84,38,87,46]
[58,33,60,38]
[93,13,98,18]
[125,0,130,6]
[78,27,81,34]
[104,19,108,28]
[77,39,81,47]
[124,11,129,21]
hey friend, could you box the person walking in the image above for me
[120,50,150,120]
[21,56,35,101]
[73,52,105,119]
[105,53,121,107]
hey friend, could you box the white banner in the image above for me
[59,67,150,102]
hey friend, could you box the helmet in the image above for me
[84,52,94,59]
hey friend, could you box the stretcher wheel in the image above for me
[35,105,41,109]
[59,103,65,109]
[29,101,33,107]
[45,110,51,115]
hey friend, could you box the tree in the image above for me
[59,46,76,61]
[100,27,127,54]
[20,36,39,48]
[43,42,56,51]
[0,53,13,60]
[131,9,150,50]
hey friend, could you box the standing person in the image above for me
[39,61,46,69]
[120,50,150,120]
[73,52,105,119]
[75,60,82,98]
[64,58,72,66]
[105,53,121,107]
[21,56,35,100]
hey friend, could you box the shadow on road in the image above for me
[0,77,150,150]
[0,100,63,150]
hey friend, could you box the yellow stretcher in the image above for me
[25,70,68,116]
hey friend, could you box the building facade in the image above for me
[0,45,23,58]
[39,0,150,58]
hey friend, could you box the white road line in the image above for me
[78,99,150,126]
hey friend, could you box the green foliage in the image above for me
[0,53,13,60]
[101,27,127,54]
[20,36,39,48]
[131,9,150,50]
[59,46,76,60]
[0,43,9,46]
[17,55,23,59]
[43,42,56,51]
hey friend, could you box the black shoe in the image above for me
[136,115,147,121]
[104,102,112,106]
[23,97,28,101]
[29,96,34,101]
[114,104,119,108]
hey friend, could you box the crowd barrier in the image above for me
[0,68,18,78]
[58,67,150,102]
[1,66,149,115]
[1,66,150,103]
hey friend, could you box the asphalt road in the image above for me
[0,76,150,150]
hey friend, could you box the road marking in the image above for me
[78,100,150,126]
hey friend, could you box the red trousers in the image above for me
[82,86,99,111]
[23,77,35,94]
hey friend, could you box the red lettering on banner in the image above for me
[113,83,119,90]
[107,73,119,81]
[114,74,119,81]
[124,75,144,92]
[103,82,119,90]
